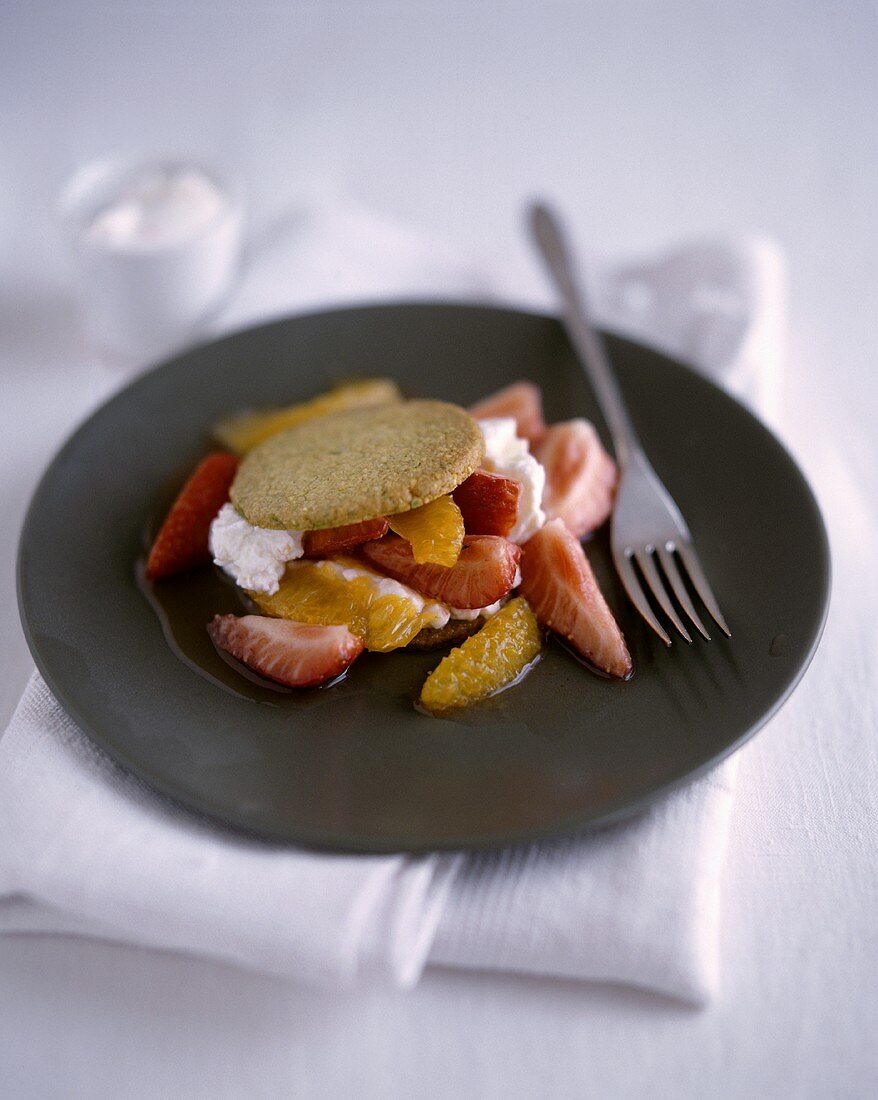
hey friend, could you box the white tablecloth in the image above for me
[1,3,876,1097]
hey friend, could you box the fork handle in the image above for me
[528,202,643,470]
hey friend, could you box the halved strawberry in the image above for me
[534,419,618,538]
[147,452,239,580]
[207,614,364,688]
[361,534,520,609]
[519,519,632,679]
[453,470,521,537]
[469,381,547,446]
[302,517,390,559]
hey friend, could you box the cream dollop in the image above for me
[209,503,304,595]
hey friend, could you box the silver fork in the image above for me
[528,201,731,645]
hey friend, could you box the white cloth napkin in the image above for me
[0,197,786,1004]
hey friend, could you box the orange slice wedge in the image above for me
[387,495,465,567]
[213,378,402,454]
[419,597,541,713]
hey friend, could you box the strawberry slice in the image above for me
[453,470,521,537]
[302,517,389,559]
[535,419,618,538]
[361,534,521,609]
[520,519,632,679]
[207,614,364,688]
[469,381,547,446]
[147,452,239,580]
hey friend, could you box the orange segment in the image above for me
[249,557,447,652]
[213,378,402,454]
[419,597,542,713]
[387,495,465,567]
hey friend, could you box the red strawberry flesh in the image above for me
[535,419,618,539]
[469,381,547,447]
[520,519,632,679]
[147,451,239,580]
[360,534,520,609]
[452,470,521,537]
[303,517,390,558]
[207,614,364,688]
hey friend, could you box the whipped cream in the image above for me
[477,417,546,543]
[209,503,304,595]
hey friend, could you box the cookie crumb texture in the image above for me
[231,400,485,530]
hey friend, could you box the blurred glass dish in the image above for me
[58,155,244,363]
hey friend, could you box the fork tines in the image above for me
[613,540,731,646]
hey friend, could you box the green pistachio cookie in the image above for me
[231,399,485,530]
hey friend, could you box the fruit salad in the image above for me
[144,378,632,712]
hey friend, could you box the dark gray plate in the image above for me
[17,304,830,852]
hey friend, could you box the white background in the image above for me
[1,2,876,1097]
